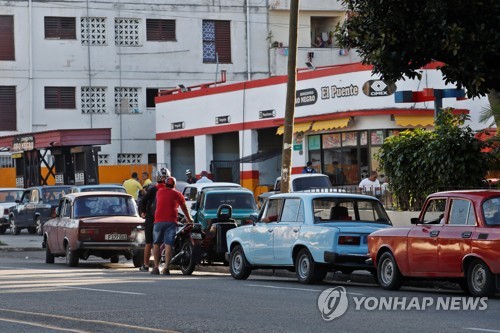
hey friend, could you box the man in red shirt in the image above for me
[151,176,193,275]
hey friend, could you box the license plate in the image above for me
[105,234,128,240]
[191,233,202,240]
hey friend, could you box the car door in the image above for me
[23,189,40,226]
[15,190,32,225]
[437,198,475,275]
[273,198,303,265]
[55,199,73,253]
[246,198,282,264]
[407,197,446,274]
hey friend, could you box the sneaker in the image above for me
[139,265,149,272]
[162,269,170,275]
[150,267,160,275]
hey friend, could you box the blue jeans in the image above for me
[153,222,176,246]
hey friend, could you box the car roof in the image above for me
[276,173,330,181]
[267,192,378,201]
[64,191,134,199]
[427,190,500,200]
[25,185,72,190]
[0,188,23,191]
[202,187,254,194]
[185,182,241,190]
[72,184,125,189]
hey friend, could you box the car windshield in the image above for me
[0,190,23,203]
[483,197,500,226]
[312,197,391,224]
[74,195,138,218]
[292,177,332,191]
[205,193,257,210]
[43,188,71,205]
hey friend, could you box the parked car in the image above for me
[9,185,72,235]
[368,190,500,297]
[226,192,392,284]
[0,188,24,234]
[181,182,241,215]
[42,191,145,267]
[257,173,333,206]
[192,188,259,230]
[70,184,126,193]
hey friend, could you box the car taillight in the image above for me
[338,236,360,245]
[3,208,8,215]
[80,228,99,241]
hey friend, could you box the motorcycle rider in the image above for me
[138,167,170,272]
[151,176,193,275]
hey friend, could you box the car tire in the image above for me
[27,226,37,234]
[35,217,43,236]
[10,218,20,235]
[110,255,120,263]
[377,252,403,290]
[132,251,144,268]
[229,245,251,280]
[45,243,55,264]
[295,248,322,284]
[65,244,79,267]
[0,226,7,234]
[179,239,198,275]
[467,259,495,297]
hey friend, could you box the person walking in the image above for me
[138,168,169,272]
[151,176,193,275]
[123,172,145,201]
[196,171,213,183]
[185,169,197,184]
[302,161,317,174]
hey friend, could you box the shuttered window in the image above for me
[202,20,231,63]
[146,19,175,41]
[0,86,16,131]
[45,87,76,109]
[0,15,15,61]
[45,17,76,39]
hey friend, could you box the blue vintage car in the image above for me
[226,192,392,284]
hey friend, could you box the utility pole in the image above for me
[280,0,300,193]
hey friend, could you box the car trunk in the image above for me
[78,216,144,242]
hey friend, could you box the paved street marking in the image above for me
[465,329,500,333]
[0,316,90,332]
[57,285,146,295]
[246,283,365,295]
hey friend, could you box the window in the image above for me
[45,17,76,39]
[483,197,500,225]
[421,198,447,224]
[202,20,231,63]
[449,199,475,225]
[45,87,76,109]
[0,15,15,60]
[115,18,140,46]
[280,199,303,222]
[98,154,109,165]
[115,87,139,113]
[117,153,142,165]
[146,88,159,108]
[81,87,106,114]
[262,198,282,222]
[146,19,175,41]
[0,86,16,130]
[81,17,107,45]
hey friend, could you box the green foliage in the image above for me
[337,0,500,97]
[376,110,490,210]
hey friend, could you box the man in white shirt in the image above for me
[359,171,381,197]
[197,171,213,183]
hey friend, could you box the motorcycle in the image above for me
[160,204,237,274]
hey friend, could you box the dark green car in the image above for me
[192,188,258,230]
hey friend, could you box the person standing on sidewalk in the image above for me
[123,172,145,201]
[151,176,193,275]
[138,168,169,272]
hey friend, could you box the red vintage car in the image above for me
[368,190,500,296]
[42,192,145,267]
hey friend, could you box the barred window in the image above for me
[98,154,109,165]
[0,86,16,130]
[45,87,76,109]
[115,18,140,46]
[0,15,15,60]
[81,87,106,114]
[117,153,142,165]
[45,17,76,39]
[115,87,140,114]
[202,20,231,63]
[81,17,107,45]
[146,19,175,41]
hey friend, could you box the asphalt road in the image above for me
[0,248,499,333]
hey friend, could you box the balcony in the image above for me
[269,46,362,76]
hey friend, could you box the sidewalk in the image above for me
[0,232,44,252]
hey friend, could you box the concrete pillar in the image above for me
[239,129,259,192]
[156,139,171,170]
[194,135,213,176]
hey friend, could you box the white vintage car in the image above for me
[226,192,392,284]
[0,188,24,234]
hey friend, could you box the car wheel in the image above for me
[467,259,495,297]
[45,243,55,264]
[65,244,79,267]
[179,239,198,275]
[0,226,7,234]
[377,252,403,290]
[110,255,120,263]
[27,226,37,234]
[35,217,43,236]
[10,218,20,235]
[295,248,323,284]
[229,245,251,280]
[132,251,144,268]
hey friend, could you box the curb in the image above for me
[0,247,44,252]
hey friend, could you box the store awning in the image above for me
[394,115,435,126]
[276,122,312,135]
[311,118,350,132]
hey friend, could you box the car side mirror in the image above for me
[15,199,20,204]
[410,217,420,225]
